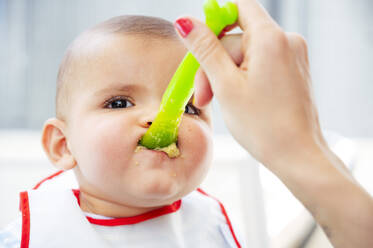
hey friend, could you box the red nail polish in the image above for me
[222,26,231,32]
[218,30,226,39]
[174,18,194,38]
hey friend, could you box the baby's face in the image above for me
[65,34,213,209]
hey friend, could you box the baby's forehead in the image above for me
[67,33,184,90]
[75,32,181,65]
[56,15,180,119]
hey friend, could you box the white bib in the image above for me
[19,171,243,248]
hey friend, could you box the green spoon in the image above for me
[139,0,238,150]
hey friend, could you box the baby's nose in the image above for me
[140,120,153,128]
[139,107,157,128]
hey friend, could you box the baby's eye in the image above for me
[105,96,134,109]
[184,103,200,115]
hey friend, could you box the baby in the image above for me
[0,16,242,248]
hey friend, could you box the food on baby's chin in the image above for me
[135,142,180,158]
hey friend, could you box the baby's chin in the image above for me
[128,156,208,206]
[128,170,188,206]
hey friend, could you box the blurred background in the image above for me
[0,0,372,247]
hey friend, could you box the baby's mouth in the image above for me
[136,139,180,158]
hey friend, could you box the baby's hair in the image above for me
[56,15,178,120]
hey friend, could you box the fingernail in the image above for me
[218,30,226,39]
[222,26,231,32]
[174,18,194,38]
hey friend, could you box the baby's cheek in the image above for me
[75,118,133,178]
[178,119,213,176]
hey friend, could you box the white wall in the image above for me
[308,0,373,137]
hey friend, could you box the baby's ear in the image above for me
[41,118,76,170]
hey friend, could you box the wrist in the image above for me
[264,134,331,175]
[267,141,373,247]
[264,136,367,214]
[264,136,354,202]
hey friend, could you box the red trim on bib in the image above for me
[20,191,30,248]
[197,188,242,248]
[73,189,81,205]
[72,189,182,226]
[33,170,65,189]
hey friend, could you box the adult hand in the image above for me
[174,0,319,170]
[174,1,373,247]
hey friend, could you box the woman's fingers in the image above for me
[220,34,244,65]
[236,0,283,69]
[193,33,243,108]
[236,0,277,31]
[174,17,239,99]
[286,32,309,66]
[194,68,213,108]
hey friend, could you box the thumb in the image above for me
[174,17,238,97]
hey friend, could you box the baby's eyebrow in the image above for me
[94,83,144,96]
